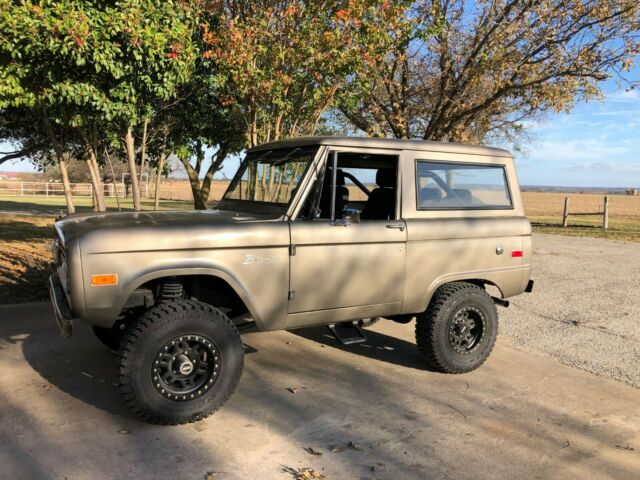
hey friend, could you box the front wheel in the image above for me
[415,282,498,373]
[118,300,244,425]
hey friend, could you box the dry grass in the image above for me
[0,197,193,304]
[523,192,640,220]
[523,192,640,242]
[0,214,54,304]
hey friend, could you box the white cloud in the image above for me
[605,89,640,103]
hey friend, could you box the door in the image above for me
[286,148,407,325]
[288,220,406,313]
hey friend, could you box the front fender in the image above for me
[81,248,289,330]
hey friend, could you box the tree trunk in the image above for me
[200,148,228,203]
[104,148,122,211]
[41,110,75,214]
[84,149,106,211]
[176,153,208,210]
[187,173,208,210]
[153,129,169,211]
[138,118,149,188]
[124,125,141,211]
[58,153,75,214]
[153,150,166,211]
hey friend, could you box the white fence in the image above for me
[0,181,149,198]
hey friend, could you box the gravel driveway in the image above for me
[502,233,640,388]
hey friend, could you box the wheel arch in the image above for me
[119,268,263,329]
[421,276,505,313]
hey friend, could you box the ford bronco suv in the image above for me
[49,137,533,424]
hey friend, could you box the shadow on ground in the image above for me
[1,303,638,479]
[292,322,435,371]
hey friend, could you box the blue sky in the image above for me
[3,64,639,188]
[512,81,640,188]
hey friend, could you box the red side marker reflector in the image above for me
[511,250,523,258]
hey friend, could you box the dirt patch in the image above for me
[0,215,54,304]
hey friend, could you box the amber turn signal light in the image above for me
[91,274,118,286]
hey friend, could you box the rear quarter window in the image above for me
[416,161,512,210]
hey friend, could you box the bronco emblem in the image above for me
[242,254,278,265]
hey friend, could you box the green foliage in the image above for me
[202,0,414,146]
[1,0,203,125]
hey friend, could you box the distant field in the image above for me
[0,196,192,216]
[522,192,640,242]
[523,191,640,220]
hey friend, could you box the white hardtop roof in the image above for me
[248,136,512,158]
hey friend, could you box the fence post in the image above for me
[603,196,609,230]
[45,182,49,197]
[562,197,569,227]
[20,182,24,196]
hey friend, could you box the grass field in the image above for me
[522,192,640,242]
[0,197,192,304]
[0,192,638,304]
[0,196,192,216]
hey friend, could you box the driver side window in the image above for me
[300,151,399,221]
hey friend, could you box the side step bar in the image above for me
[327,321,367,345]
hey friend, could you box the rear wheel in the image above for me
[415,282,497,373]
[118,299,244,425]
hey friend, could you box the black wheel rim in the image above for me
[152,335,220,401]
[448,306,485,355]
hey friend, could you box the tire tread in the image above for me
[118,299,243,425]
[415,282,497,374]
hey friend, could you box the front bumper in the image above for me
[48,273,76,337]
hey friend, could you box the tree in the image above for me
[339,0,640,145]
[170,92,245,209]
[100,0,206,210]
[1,0,207,212]
[203,0,411,148]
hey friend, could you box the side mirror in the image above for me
[330,212,360,227]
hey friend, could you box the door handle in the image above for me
[386,223,405,231]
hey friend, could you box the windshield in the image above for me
[218,146,318,216]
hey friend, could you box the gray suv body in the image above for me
[49,136,533,424]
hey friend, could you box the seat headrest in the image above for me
[452,188,472,203]
[323,168,346,186]
[420,187,442,204]
[376,169,396,188]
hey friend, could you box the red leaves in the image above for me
[168,42,183,60]
[75,38,84,47]
[335,9,350,23]
[284,6,299,17]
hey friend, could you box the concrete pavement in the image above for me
[502,233,640,388]
[0,302,638,479]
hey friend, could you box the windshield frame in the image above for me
[217,145,321,218]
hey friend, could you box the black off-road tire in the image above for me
[118,300,244,425]
[92,325,125,351]
[415,282,498,374]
